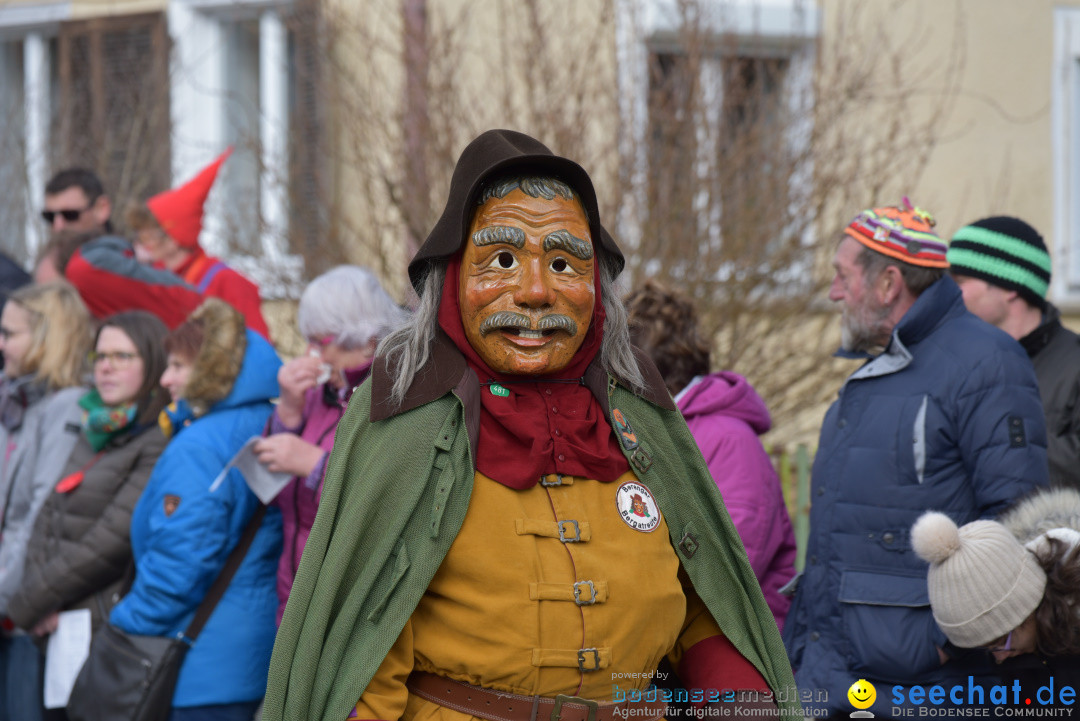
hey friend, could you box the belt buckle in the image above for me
[541,474,565,487]
[551,694,598,721]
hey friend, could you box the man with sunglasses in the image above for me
[36,168,114,283]
[42,168,113,234]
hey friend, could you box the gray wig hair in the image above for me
[478,176,577,206]
[298,265,409,349]
[377,252,645,409]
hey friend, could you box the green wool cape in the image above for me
[263,355,801,721]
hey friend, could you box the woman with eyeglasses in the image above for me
[252,265,406,624]
[109,299,282,721]
[8,312,169,659]
[0,282,92,721]
[912,487,1080,703]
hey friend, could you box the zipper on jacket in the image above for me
[913,395,927,484]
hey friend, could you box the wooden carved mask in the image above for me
[458,187,595,376]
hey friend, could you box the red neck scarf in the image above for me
[438,256,629,489]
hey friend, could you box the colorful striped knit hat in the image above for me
[946,217,1051,309]
[844,197,948,268]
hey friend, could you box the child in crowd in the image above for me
[913,487,1080,700]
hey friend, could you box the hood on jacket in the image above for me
[1001,486,1080,547]
[182,299,280,416]
[407,129,623,293]
[891,274,971,351]
[675,371,772,436]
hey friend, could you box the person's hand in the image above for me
[31,611,59,637]
[254,433,324,478]
[276,355,323,427]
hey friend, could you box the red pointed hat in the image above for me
[146,147,232,249]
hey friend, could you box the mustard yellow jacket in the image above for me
[350,467,728,720]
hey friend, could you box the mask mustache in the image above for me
[478,311,578,337]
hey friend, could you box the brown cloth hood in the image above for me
[407,129,625,292]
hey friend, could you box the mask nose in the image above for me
[513,260,556,309]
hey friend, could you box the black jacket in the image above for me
[8,424,167,632]
[0,251,30,303]
[1021,303,1080,489]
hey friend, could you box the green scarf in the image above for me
[80,389,137,451]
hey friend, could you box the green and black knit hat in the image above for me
[947,216,1051,309]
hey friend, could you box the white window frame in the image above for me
[615,0,819,264]
[0,2,70,261]
[1053,7,1080,306]
[168,0,300,296]
[0,0,302,293]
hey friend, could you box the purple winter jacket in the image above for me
[675,371,797,630]
[269,363,370,625]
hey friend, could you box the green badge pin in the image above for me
[490,383,510,397]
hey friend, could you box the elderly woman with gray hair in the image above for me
[254,265,407,623]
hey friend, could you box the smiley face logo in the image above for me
[847,679,876,710]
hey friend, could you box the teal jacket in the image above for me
[264,334,800,721]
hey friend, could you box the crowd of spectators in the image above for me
[0,147,1076,721]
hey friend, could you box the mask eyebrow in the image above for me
[543,230,593,260]
[472,226,525,248]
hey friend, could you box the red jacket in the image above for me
[177,250,269,339]
[65,235,202,328]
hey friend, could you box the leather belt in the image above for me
[406,671,668,721]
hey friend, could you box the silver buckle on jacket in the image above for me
[573,580,597,605]
[541,474,565,487]
[576,648,600,672]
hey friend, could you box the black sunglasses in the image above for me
[41,206,91,224]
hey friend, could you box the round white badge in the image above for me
[615,481,661,533]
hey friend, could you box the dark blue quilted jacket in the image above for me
[784,275,1049,716]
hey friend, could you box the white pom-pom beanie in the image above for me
[911,511,1046,648]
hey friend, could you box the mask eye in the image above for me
[550,258,569,273]
[489,251,517,270]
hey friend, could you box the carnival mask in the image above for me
[459,187,595,375]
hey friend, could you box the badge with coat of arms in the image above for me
[615,481,661,532]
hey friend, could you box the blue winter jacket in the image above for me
[110,329,283,707]
[783,276,1049,716]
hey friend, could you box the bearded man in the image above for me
[783,200,1050,717]
[263,130,799,721]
